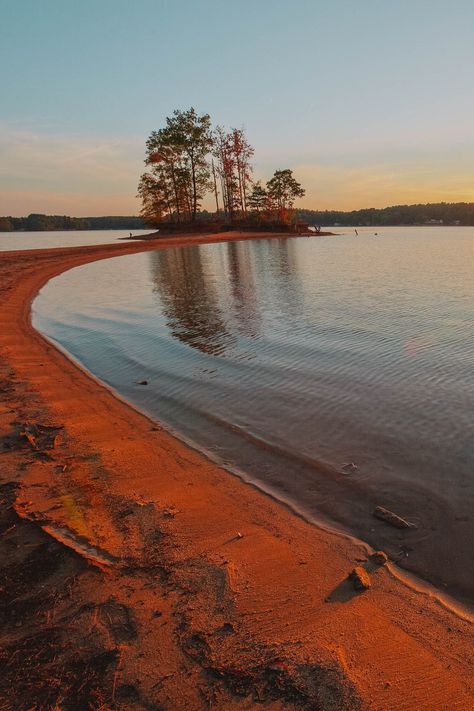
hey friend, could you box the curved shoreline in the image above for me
[1,233,473,709]
[32,318,474,625]
[33,237,474,612]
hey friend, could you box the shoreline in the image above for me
[120,228,338,241]
[29,324,474,623]
[33,233,474,608]
[1,232,473,709]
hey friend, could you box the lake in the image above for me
[0,229,152,252]
[32,227,474,605]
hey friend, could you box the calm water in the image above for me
[33,227,474,603]
[0,229,152,252]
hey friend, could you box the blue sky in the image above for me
[2,0,474,215]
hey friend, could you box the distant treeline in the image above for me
[296,202,474,226]
[2,202,474,232]
[0,214,145,232]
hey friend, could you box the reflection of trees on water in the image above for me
[226,241,261,339]
[252,238,304,318]
[270,238,301,284]
[147,239,304,357]
[148,247,233,356]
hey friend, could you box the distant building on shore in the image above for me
[425,219,444,225]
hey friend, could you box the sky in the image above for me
[2,0,474,216]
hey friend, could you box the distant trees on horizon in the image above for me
[3,202,474,232]
[297,202,474,227]
[0,215,145,232]
[137,108,306,227]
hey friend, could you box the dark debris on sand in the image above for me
[0,482,119,711]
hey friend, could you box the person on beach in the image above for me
[355,229,358,236]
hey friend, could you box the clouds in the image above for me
[284,157,474,211]
[2,2,474,218]
[2,122,474,216]
[0,124,143,215]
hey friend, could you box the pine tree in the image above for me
[247,181,268,212]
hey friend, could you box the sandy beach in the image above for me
[1,232,473,710]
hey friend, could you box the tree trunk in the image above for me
[237,162,244,216]
[162,176,173,219]
[190,151,197,222]
[169,164,181,223]
[212,160,220,213]
[242,168,248,214]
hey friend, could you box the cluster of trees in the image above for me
[298,202,474,227]
[248,170,305,215]
[211,125,254,218]
[138,108,305,227]
[0,215,145,232]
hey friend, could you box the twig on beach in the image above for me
[111,648,123,701]
[373,505,416,529]
[1,524,15,536]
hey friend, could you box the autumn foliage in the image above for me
[138,108,305,229]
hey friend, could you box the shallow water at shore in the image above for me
[33,227,474,603]
[0,229,151,251]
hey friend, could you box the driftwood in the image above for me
[20,422,63,451]
[373,505,416,530]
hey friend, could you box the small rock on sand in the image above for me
[350,566,371,590]
[371,550,389,566]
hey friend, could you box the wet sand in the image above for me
[1,232,473,710]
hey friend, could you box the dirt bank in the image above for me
[0,233,473,710]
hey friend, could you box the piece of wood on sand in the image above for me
[373,505,417,529]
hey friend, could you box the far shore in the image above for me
[0,232,473,709]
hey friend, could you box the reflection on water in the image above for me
[149,247,233,355]
[33,227,474,604]
[226,241,261,339]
